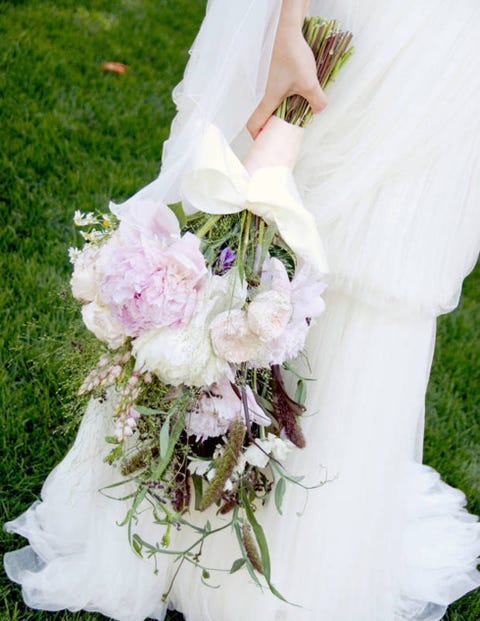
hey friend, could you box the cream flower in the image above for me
[70,244,101,303]
[209,309,263,363]
[81,299,127,350]
[247,289,292,341]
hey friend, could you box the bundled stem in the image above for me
[275,17,354,127]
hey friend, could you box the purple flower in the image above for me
[214,247,236,275]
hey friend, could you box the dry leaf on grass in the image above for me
[102,62,129,74]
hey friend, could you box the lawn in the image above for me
[1,1,479,620]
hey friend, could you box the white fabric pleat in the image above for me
[4,393,172,621]
[167,290,480,621]
[4,1,480,620]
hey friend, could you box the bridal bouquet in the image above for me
[69,17,353,601]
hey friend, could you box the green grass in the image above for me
[0,1,479,620]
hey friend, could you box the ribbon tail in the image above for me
[181,124,248,216]
[247,168,329,275]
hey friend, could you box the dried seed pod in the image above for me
[271,365,306,448]
[242,523,263,574]
[199,419,246,511]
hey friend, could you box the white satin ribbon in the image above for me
[181,123,329,275]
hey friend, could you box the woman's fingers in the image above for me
[304,80,329,113]
[247,81,328,139]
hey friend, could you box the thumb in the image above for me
[303,80,328,114]
[247,95,281,139]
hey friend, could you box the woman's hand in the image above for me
[247,0,328,139]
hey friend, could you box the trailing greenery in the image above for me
[0,1,478,620]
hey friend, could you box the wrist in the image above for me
[277,0,311,34]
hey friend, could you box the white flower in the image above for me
[242,433,293,469]
[68,247,81,264]
[187,458,212,476]
[132,269,246,386]
[247,289,292,341]
[74,210,98,227]
[70,244,101,302]
[244,441,271,469]
[80,229,106,243]
[81,299,127,349]
[267,433,294,461]
[233,452,247,476]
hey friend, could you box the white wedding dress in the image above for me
[4,1,480,620]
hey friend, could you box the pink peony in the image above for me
[98,224,207,337]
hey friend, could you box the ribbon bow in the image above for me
[181,124,329,275]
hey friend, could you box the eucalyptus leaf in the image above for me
[159,416,170,460]
[192,474,203,510]
[274,477,286,516]
[132,533,143,557]
[152,408,185,479]
[135,405,164,416]
[294,379,307,405]
[230,558,246,574]
[104,435,119,445]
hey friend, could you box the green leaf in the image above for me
[168,201,187,227]
[132,533,143,557]
[152,407,186,479]
[274,477,286,515]
[258,223,277,270]
[135,405,164,416]
[103,444,123,464]
[230,558,246,574]
[233,523,262,588]
[105,435,119,444]
[159,416,170,460]
[192,473,203,510]
[294,379,307,406]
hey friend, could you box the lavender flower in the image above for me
[214,247,236,275]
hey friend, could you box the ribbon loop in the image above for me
[181,123,329,274]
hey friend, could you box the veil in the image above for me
[112,0,480,319]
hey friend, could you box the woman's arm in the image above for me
[247,0,328,138]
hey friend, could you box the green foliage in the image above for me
[1,1,479,620]
[0,0,207,619]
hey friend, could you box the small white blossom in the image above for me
[187,458,212,477]
[244,441,271,469]
[100,213,114,228]
[80,229,105,243]
[68,246,81,264]
[74,210,98,227]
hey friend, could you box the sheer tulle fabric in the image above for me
[4,1,480,620]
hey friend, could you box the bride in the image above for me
[4,1,480,620]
